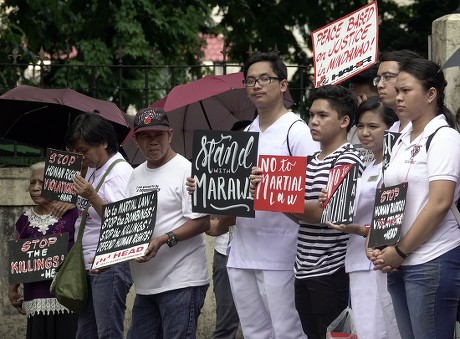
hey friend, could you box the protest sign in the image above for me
[9,233,68,284]
[311,1,378,87]
[42,148,82,204]
[368,182,407,248]
[321,164,359,225]
[191,130,258,217]
[382,131,401,175]
[92,191,157,269]
[254,155,307,213]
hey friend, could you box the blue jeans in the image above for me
[127,285,209,339]
[388,245,460,339]
[76,262,132,339]
[212,251,239,339]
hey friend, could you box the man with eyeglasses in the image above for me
[217,51,319,338]
[375,50,422,133]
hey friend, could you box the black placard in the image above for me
[367,182,408,248]
[42,148,83,204]
[8,233,69,284]
[382,131,401,175]
[92,191,157,269]
[321,164,359,225]
[191,130,258,217]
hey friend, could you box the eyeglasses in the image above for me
[242,76,280,87]
[372,72,398,86]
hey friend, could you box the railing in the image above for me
[0,59,311,166]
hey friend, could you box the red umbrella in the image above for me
[140,72,293,160]
[0,85,130,149]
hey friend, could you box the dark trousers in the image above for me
[295,267,349,339]
[212,250,240,339]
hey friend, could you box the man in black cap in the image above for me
[125,107,210,339]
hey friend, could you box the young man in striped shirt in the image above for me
[290,85,365,339]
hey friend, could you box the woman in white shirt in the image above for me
[326,96,400,338]
[371,58,460,339]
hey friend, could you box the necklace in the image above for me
[24,208,59,235]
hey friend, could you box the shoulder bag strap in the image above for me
[75,158,126,241]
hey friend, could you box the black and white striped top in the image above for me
[295,143,364,279]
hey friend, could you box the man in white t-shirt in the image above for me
[126,107,210,339]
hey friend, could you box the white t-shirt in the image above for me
[214,233,229,255]
[75,153,133,269]
[384,115,460,265]
[126,154,209,294]
[227,111,320,271]
[345,160,381,273]
[388,120,411,134]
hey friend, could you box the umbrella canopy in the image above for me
[126,72,293,160]
[0,85,131,149]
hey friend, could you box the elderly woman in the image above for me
[8,161,79,339]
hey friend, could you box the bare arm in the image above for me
[207,215,236,236]
[8,284,25,315]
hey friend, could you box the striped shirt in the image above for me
[295,143,364,279]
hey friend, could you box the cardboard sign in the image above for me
[367,182,407,248]
[321,164,359,224]
[42,148,83,204]
[352,143,375,167]
[382,131,401,175]
[8,233,69,284]
[92,191,157,269]
[254,155,307,213]
[311,1,378,87]
[191,130,258,217]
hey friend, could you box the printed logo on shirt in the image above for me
[367,175,379,182]
[411,145,421,158]
[135,185,160,194]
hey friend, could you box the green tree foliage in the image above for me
[1,0,458,112]
[0,0,214,110]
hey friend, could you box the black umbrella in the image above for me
[0,85,130,149]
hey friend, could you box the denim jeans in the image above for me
[212,250,239,339]
[76,262,132,339]
[388,245,460,339]
[127,285,209,339]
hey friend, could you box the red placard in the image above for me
[254,155,307,213]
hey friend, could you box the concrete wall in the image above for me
[0,167,242,338]
[432,13,460,115]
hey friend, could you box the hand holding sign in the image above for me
[253,155,307,213]
[42,148,83,204]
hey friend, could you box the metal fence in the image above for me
[0,57,311,166]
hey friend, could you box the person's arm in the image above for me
[291,201,323,224]
[73,175,106,217]
[374,180,455,271]
[207,215,236,236]
[50,201,75,218]
[8,284,26,315]
[137,215,210,262]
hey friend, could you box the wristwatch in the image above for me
[166,231,179,248]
